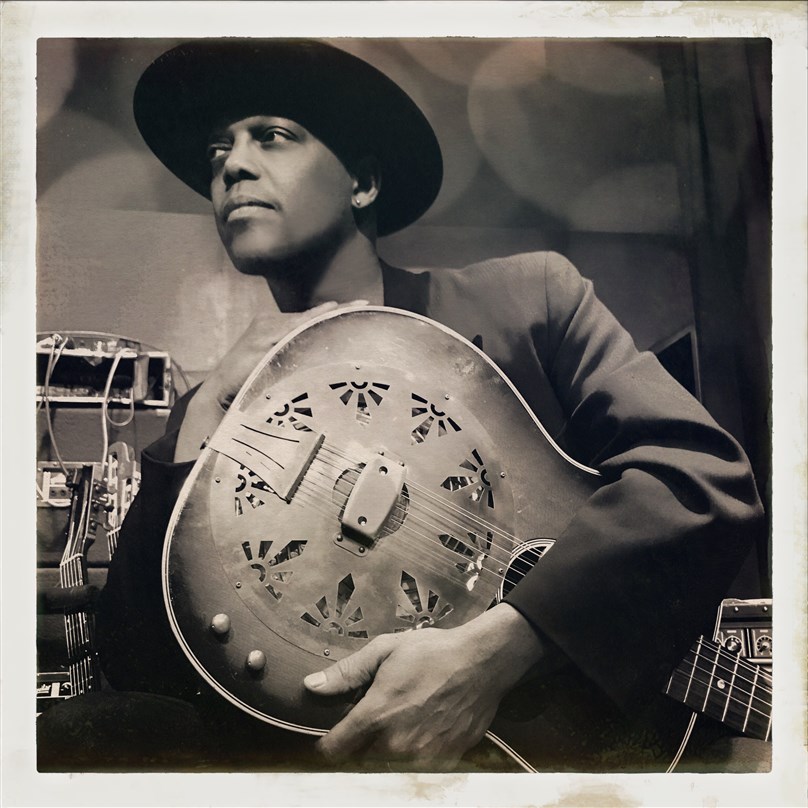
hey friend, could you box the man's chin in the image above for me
[225,243,292,276]
[231,258,275,276]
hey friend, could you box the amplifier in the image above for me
[715,598,772,670]
[36,406,169,464]
[37,333,172,407]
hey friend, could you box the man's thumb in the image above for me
[303,636,393,695]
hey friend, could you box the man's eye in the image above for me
[206,143,230,162]
[259,128,294,145]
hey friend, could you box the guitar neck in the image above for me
[59,465,103,696]
[665,636,772,741]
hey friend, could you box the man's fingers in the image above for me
[314,698,380,763]
[304,635,394,695]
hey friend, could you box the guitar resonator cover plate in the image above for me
[163,308,598,733]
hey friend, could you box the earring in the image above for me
[353,197,363,208]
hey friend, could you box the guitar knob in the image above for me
[210,613,231,636]
[246,650,267,672]
[724,635,742,654]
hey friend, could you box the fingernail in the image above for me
[304,671,327,689]
[349,299,369,306]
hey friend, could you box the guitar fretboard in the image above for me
[59,466,102,697]
[665,636,771,741]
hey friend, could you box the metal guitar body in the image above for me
[163,307,599,738]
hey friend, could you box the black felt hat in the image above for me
[133,39,443,236]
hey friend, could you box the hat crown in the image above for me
[134,39,443,236]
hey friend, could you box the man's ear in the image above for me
[351,156,381,210]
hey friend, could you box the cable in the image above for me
[42,334,70,477]
[100,349,135,477]
[666,712,698,773]
[37,339,58,412]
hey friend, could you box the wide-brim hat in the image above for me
[133,39,443,236]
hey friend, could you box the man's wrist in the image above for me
[464,603,546,690]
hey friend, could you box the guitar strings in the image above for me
[318,441,531,553]
[312,444,532,571]
[300,456,515,577]
[315,444,517,563]
[288,462,517,586]
[226,422,563,574]
[672,638,773,701]
[290,477,508,592]
[228,432,555,607]
[668,656,772,708]
[667,667,772,718]
[62,554,95,693]
[667,658,772,716]
[293,466,515,589]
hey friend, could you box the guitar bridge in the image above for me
[340,452,406,547]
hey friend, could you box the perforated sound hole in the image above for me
[395,571,454,631]
[439,530,493,585]
[265,392,314,431]
[410,393,462,444]
[234,465,272,516]
[441,449,495,509]
[329,381,390,425]
[240,538,307,601]
[299,574,368,638]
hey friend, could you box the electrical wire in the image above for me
[666,712,698,773]
[37,339,58,412]
[100,348,135,477]
[41,334,70,478]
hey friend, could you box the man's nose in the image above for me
[222,138,260,188]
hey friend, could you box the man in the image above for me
[48,39,762,772]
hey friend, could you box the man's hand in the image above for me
[303,603,545,770]
[174,300,366,462]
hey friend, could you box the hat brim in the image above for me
[133,39,443,236]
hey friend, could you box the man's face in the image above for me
[209,116,357,271]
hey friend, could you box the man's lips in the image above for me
[222,197,276,221]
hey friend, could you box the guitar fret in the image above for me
[703,648,741,725]
[742,665,759,733]
[665,652,696,703]
[745,696,770,739]
[683,637,701,704]
[701,642,720,712]
[720,652,740,724]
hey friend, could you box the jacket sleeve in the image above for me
[504,252,764,709]
[96,391,202,698]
